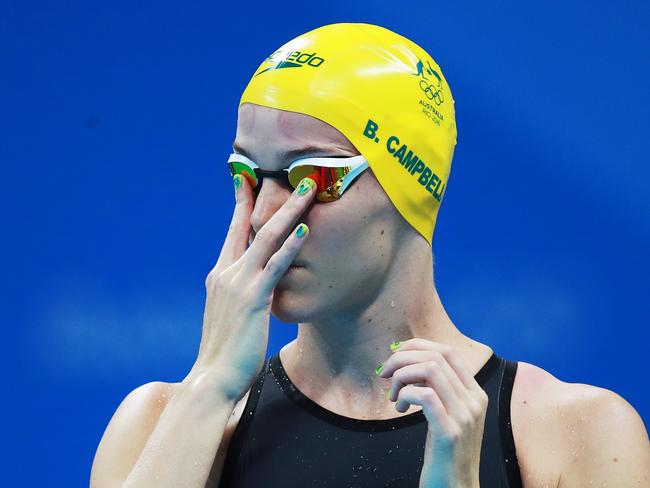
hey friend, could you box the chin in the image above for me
[270,289,318,324]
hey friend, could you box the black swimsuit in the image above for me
[219,350,523,487]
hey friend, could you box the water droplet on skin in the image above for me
[390,300,395,308]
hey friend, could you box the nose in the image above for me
[249,177,305,244]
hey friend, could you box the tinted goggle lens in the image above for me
[229,160,258,185]
[228,153,368,202]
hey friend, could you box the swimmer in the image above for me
[90,23,649,488]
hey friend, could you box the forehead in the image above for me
[236,103,354,147]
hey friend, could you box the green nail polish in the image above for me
[295,223,309,238]
[375,363,384,376]
[390,341,401,351]
[296,177,316,196]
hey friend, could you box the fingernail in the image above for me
[233,174,242,191]
[295,223,309,238]
[296,177,316,196]
[390,341,401,351]
[375,363,384,376]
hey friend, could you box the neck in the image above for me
[279,249,492,419]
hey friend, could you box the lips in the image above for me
[282,264,303,277]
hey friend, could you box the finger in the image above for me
[388,338,484,394]
[256,222,310,297]
[215,173,256,269]
[387,360,466,416]
[381,350,467,399]
[387,337,452,355]
[444,350,485,395]
[240,177,316,274]
[394,385,456,438]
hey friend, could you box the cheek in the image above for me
[303,201,359,254]
[305,201,393,273]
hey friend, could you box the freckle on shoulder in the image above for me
[512,361,566,408]
[514,361,602,410]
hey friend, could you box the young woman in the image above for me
[90,23,649,488]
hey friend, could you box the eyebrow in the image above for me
[232,141,341,164]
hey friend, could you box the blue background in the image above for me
[3,1,648,485]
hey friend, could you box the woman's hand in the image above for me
[376,338,488,488]
[185,173,316,403]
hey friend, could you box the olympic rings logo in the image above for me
[414,59,445,106]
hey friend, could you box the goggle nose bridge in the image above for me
[252,168,292,190]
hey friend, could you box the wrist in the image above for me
[183,365,228,398]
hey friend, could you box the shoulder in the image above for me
[511,360,650,487]
[512,359,646,434]
[91,381,177,487]
[102,380,177,445]
[513,359,646,426]
[108,381,177,430]
[125,380,176,407]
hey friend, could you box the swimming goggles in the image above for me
[227,152,370,202]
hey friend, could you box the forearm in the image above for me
[122,375,235,488]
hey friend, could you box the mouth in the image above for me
[283,264,304,275]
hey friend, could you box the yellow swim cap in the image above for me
[238,22,457,246]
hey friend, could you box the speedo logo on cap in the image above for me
[254,49,325,76]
